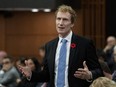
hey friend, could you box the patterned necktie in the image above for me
[57,39,67,87]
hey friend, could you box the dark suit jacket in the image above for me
[31,34,103,87]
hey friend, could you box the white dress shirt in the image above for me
[55,31,72,87]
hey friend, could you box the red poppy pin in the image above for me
[71,43,76,48]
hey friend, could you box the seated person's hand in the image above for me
[18,60,32,78]
[103,71,112,79]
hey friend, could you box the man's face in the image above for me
[107,37,116,46]
[27,59,35,71]
[0,51,7,64]
[56,12,74,37]
[39,49,45,58]
[2,58,12,71]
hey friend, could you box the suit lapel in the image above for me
[68,34,79,70]
[50,38,59,73]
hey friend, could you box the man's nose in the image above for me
[59,19,63,25]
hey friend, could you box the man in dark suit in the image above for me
[19,5,103,87]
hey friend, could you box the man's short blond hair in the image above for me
[55,5,77,24]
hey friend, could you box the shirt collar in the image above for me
[59,31,72,43]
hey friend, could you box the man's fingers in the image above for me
[78,68,85,71]
[74,72,85,79]
[74,61,91,80]
[83,61,88,69]
[75,70,86,75]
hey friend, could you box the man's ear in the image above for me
[71,23,74,28]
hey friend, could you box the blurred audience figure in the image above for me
[27,57,43,87]
[27,57,41,73]
[0,56,20,87]
[103,36,116,73]
[0,51,7,70]
[38,46,45,67]
[112,46,116,71]
[97,47,116,82]
[38,46,49,87]
[39,46,45,59]
[112,46,116,82]
[96,49,107,63]
[96,49,112,78]
[89,77,116,87]
[15,56,27,84]
[112,70,116,82]
[104,36,116,53]
[17,57,42,87]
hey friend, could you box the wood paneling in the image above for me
[4,12,57,58]
[6,35,55,56]
[5,12,56,35]
[0,15,5,50]
[82,0,105,49]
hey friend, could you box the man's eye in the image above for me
[63,18,68,21]
[57,18,61,20]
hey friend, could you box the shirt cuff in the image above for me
[86,71,93,82]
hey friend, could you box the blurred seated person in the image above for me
[89,77,116,87]
[39,46,45,59]
[15,57,27,83]
[111,46,116,82]
[38,46,50,87]
[15,57,27,76]
[38,45,45,66]
[96,49,113,79]
[112,46,116,73]
[17,57,43,87]
[104,36,116,53]
[103,36,116,73]
[103,47,116,82]
[0,56,20,87]
[0,51,7,70]
[112,71,116,82]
